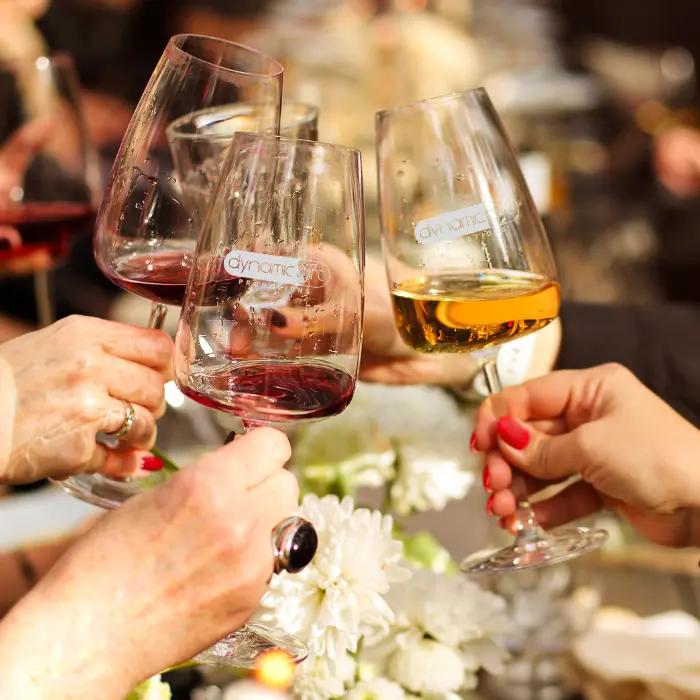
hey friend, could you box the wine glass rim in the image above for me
[165,102,319,143]
[376,86,489,119]
[169,34,284,79]
[0,51,76,72]
[234,131,361,157]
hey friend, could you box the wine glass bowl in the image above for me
[376,88,607,575]
[0,53,100,321]
[174,131,365,426]
[93,35,284,317]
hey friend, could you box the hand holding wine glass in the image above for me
[473,363,700,549]
[0,314,172,484]
[376,88,607,574]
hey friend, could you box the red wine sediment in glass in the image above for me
[0,202,94,261]
[108,250,249,306]
[181,361,355,422]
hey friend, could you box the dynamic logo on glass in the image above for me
[414,201,519,245]
[224,250,331,287]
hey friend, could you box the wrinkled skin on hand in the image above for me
[0,315,173,484]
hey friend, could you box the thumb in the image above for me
[495,416,583,483]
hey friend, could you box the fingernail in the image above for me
[141,455,164,472]
[486,494,495,517]
[470,431,478,454]
[498,517,507,530]
[497,416,530,450]
[482,468,491,493]
[224,431,237,445]
[270,310,287,328]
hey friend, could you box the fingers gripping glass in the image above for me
[172,131,364,664]
[376,88,607,574]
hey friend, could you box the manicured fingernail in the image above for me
[224,431,237,445]
[470,431,478,454]
[141,455,164,472]
[486,494,495,516]
[482,468,491,493]
[497,416,530,450]
[270,310,287,328]
[498,517,507,530]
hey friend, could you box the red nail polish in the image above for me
[141,455,164,472]
[498,517,507,529]
[470,432,477,454]
[486,494,495,516]
[497,416,530,450]
[482,468,491,493]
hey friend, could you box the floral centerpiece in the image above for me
[128,383,509,700]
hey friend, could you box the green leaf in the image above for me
[135,447,181,491]
[124,675,171,700]
[398,530,459,574]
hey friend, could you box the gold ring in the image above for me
[106,400,136,439]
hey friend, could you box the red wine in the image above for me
[181,361,356,422]
[0,202,94,262]
[108,251,249,306]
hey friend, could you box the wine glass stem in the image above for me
[33,270,55,328]
[480,351,542,543]
[148,302,168,330]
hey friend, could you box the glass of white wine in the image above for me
[376,88,608,575]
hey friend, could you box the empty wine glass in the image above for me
[172,130,364,666]
[57,36,283,509]
[0,53,101,326]
[376,88,608,575]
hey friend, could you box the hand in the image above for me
[654,125,700,198]
[473,363,700,548]
[0,428,299,700]
[0,315,173,483]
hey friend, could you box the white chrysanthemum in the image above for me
[255,495,411,676]
[363,568,508,695]
[291,383,476,511]
[389,638,467,695]
[345,678,406,700]
[390,445,475,516]
[293,651,356,700]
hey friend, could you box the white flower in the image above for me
[255,495,411,683]
[363,568,508,695]
[389,638,467,695]
[390,445,475,516]
[291,383,477,511]
[345,678,406,700]
[294,651,356,700]
[223,680,287,700]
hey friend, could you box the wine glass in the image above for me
[94,34,284,330]
[57,36,283,509]
[173,130,364,665]
[376,88,608,575]
[0,54,100,327]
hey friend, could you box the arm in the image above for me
[557,301,700,427]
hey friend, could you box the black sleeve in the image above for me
[558,301,700,427]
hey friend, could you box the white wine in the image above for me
[391,270,561,353]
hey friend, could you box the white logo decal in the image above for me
[223,250,331,287]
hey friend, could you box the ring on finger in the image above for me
[105,399,136,439]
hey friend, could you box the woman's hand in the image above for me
[473,363,700,548]
[0,428,299,700]
[0,315,173,483]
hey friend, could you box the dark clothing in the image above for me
[558,301,700,426]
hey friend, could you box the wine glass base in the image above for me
[193,623,309,669]
[461,526,608,575]
[52,474,141,510]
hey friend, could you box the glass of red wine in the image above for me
[0,54,100,326]
[57,37,283,508]
[93,34,284,331]
[170,130,364,668]
[174,129,365,431]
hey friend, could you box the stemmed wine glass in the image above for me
[58,36,283,508]
[173,130,364,665]
[376,88,608,575]
[0,54,100,327]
